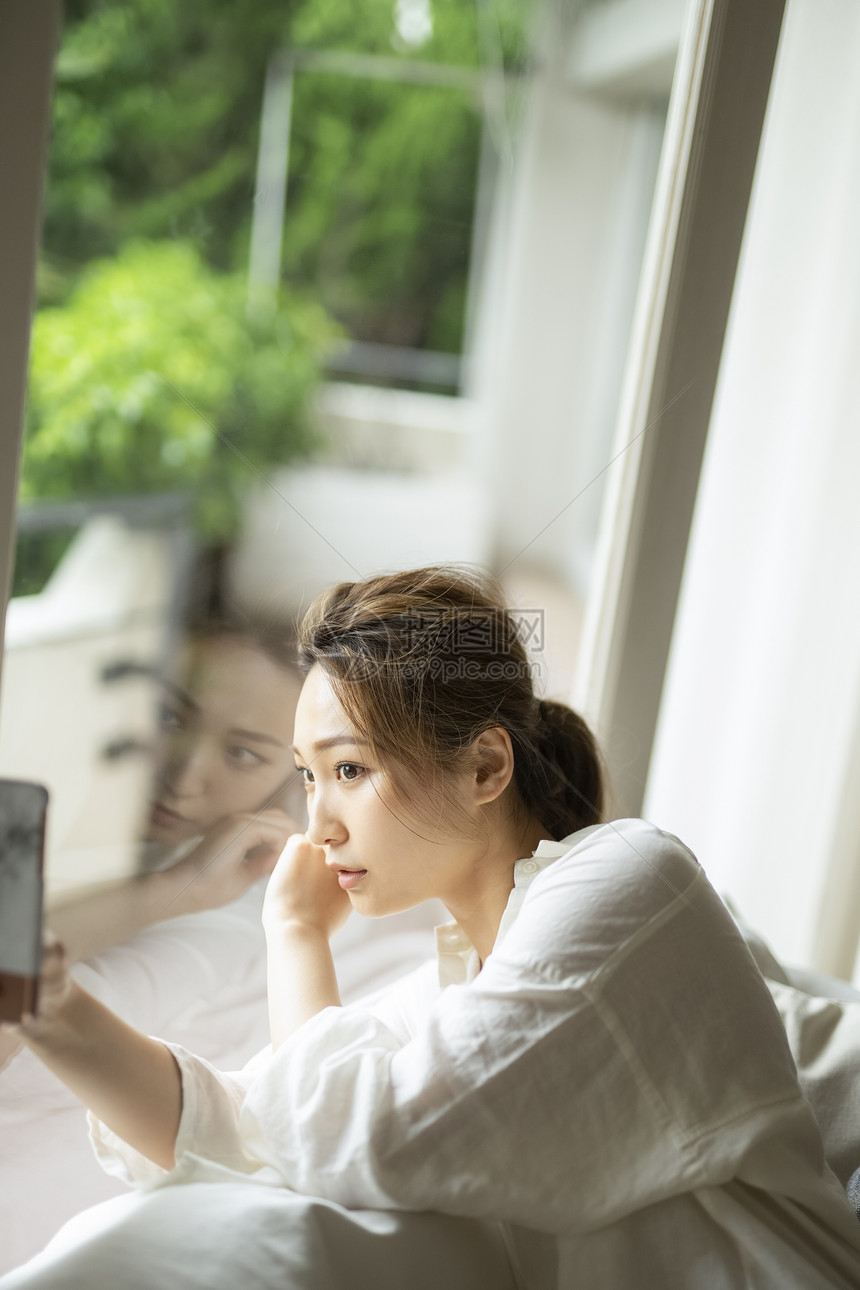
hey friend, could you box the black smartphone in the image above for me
[0,780,48,1023]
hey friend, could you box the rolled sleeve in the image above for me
[88,1042,266,1189]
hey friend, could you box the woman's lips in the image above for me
[149,802,192,829]
[336,868,368,890]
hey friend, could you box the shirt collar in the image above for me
[434,833,580,988]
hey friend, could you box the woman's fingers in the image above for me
[218,809,300,853]
[170,809,303,911]
[245,809,302,848]
[3,933,75,1039]
[262,834,351,938]
[40,931,70,984]
[42,929,67,963]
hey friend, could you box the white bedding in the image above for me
[0,882,445,1274]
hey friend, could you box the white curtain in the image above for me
[644,0,860,973]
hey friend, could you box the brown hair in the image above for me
[186,606,299,674]
[183,542,299,673]
[297,566,604,841]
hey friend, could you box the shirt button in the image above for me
[521,860,539,874]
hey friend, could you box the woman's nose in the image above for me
[305,789,347,848]
[161,735,209,799]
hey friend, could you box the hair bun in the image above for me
[520,698,605,839]
[536,698,564,728]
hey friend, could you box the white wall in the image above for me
[231,464,489,619]
[644,0,860,972]
[0,519,174,890]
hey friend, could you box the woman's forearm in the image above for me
[21,981,182,1169]
[265,921,341,1050]
[46,869,190,965]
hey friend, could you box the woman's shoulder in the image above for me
[507,819,710,974]
[514,821,783,1045]
[544,818,701,890]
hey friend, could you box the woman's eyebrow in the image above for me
[229,728,285,748]
[291,736,370,756]
[158,680,199,711]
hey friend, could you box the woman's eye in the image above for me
[227,746,265,768]
[159,704,184,731]
[293,762,363,787]
[335,762,364,783]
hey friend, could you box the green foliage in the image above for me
[289,0,529,66]
[43,0,532,353]
[280,3,531,350]
[20,0,533,566]
[44,0,300,281]
[24,240,339,536]
[285,75,480,351]
[12,530,78,599]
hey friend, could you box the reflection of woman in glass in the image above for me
[0,609,303,1272]
[5,566,860,1289]
[48,613,303,963]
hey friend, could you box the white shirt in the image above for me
[0,880,443,1277]
[90,819,860,1288]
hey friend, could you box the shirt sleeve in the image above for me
[86,965,438,1189]
[88,1042,266,1189]
[767,979,860,1186]
[237,821,804,1235]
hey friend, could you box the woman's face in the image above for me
[146,637,302,844]
[291,665,483,917]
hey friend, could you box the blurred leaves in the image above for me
[24,241,339,536]
[23,0,532,549]
[43,0,531,347]
[284,74,481,350]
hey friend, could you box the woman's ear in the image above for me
[471,727,515,806]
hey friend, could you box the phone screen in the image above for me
[0,780,48,1021]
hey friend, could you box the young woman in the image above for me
[0,610,302,1271]
[0,601,444,1274]
[3,565,860,1289]
[45,611,305,964]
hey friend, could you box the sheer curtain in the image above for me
[645,0,860,976]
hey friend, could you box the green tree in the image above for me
[25,240,338,536]
[18,0,532,591]
[44,0,531,353]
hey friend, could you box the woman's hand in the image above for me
[4,932,183,1169]
[167,808,301,915]
[263,836,348,1046]
[0,931,74,1047]
[262,834,351,940]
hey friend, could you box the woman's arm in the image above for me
[48,809,299,964]
[241,824,783,1234]
[47,869,193,966]
[262,835,351,1048]
[6,935,182,1169]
